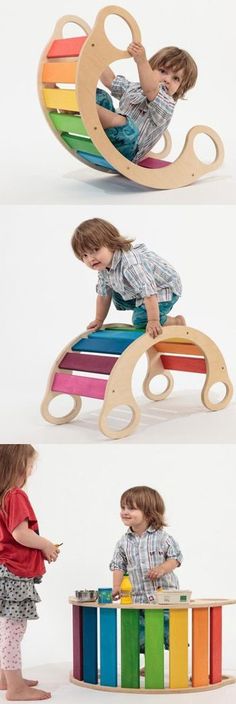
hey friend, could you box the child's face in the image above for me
[157,65,184,96]
[120,503,148,532]
[82,246,113,270]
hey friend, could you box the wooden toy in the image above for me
[38,6,224,190]
[40,324,233,440]
[70,597,236,693]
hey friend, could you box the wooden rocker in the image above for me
[70,596,236,693]
[38,6,224,190]
[40,324,233,440]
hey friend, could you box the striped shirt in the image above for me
[110,526,183,603]
[111,75,175,162]
[96,243,182,306]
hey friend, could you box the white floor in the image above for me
[2,663,235,703]
[0,390,235,444]
[2,159,236,205]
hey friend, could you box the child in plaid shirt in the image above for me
[71,218,185,338]
[96,43,197,162]
[110,485,183,657]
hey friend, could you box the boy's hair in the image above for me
[0,444,36,510]
[149,46,198,100]
[120,485,166,530]
[71,218,134,261]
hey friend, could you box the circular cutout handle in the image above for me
[53,15,91,38]
[41,391,82,425]
[143,371,174,401]
[92,5,141,58]
[99,400,141,439]
[184,125,224,171]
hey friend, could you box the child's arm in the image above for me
[128,43,161,101]
[100,66,116,90]
[112,569,125,598]
[144,295,162,337]
[12,520,59,563]
[87,293,112,331]
[147,558,179,580]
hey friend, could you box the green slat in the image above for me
[121,609,139,689]
[145,610,164,689]
[62,133,101,156]
[49,111,88,136]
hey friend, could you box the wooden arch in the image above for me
[41,325,233,440]
[38,6,224,189]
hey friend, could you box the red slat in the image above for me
[161,355,206,373]
[47,36,87,58]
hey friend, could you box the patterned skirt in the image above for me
[0,564,41,620]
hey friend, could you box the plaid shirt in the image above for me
[110,526,183,603]
[96,243,182,306]
[111,75,175,162]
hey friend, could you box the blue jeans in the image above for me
[96,88,139,161]
[139,609,169,652]
[112,291,179,327]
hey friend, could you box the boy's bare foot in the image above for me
[0,676,38,689]
[164,314,186,327]
[175,315,186,325]
[6,686,51,701]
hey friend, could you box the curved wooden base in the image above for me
[38,7,224,189]
[70,672,236,694]
[41,325,233,439]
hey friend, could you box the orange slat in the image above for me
[42,61,77,84]
[192,609,209,687]
[155,342,202,356]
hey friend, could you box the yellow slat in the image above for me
[169,609,188,689]
[42,88,79,111]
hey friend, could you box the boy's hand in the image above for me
[112,589,121,600]
[42,540,60,563]
[147,565,165,580]
[146,320,162,338]
[127,42,147,64]
[86,319,103,332]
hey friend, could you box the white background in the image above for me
[0,204,235,443]
[21,444,236,696]
[0,0,236,204]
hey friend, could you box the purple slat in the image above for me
[59,352,118,375]
[73,605,83,680]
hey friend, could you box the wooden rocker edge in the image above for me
[69,672,236,694]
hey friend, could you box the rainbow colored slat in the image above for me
[41,34,172,172]
[51,330,207,402]
[72,604,223,690]
[51,329,143,400]
[41,33,116,170]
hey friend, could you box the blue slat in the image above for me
[82,607,97,684]
[72,329,143,354]
[100,608,117,686]
[78,150,116,171]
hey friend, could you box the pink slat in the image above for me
[59,352,118,374]
[52,372,107,399]
[138,157,171,169]
[47,36,87,59]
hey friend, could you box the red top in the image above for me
[0,488,45,577]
